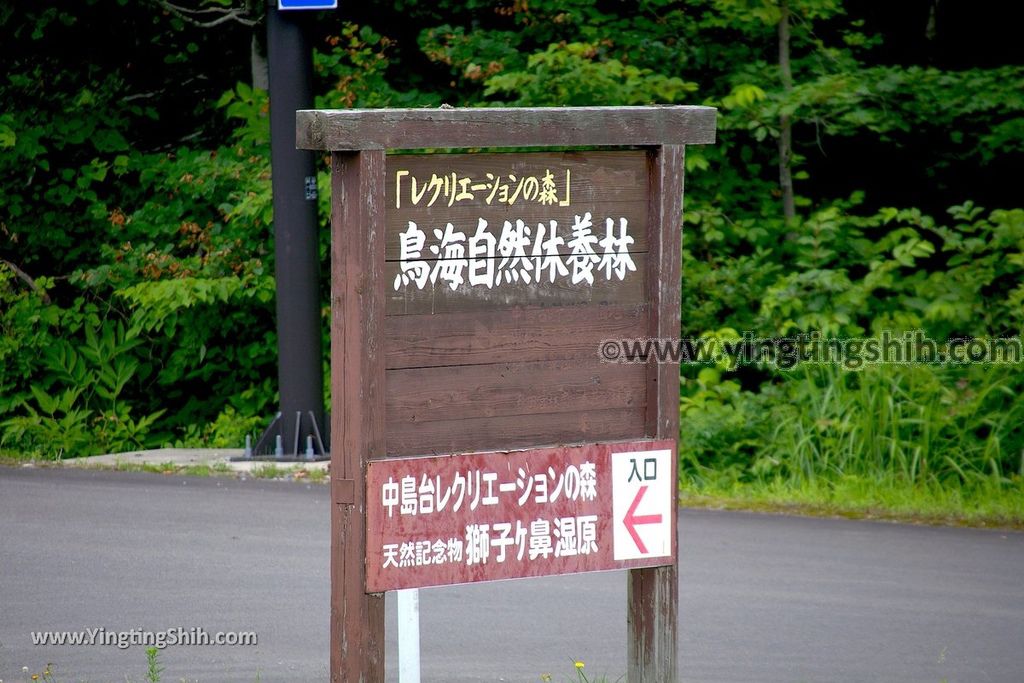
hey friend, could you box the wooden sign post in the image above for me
[296,106,716,682]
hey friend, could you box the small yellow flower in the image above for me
[575,660,585,669]
[32,676,39,681]
[541,675,553,682]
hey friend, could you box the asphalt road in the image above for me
[1,467,1021,683]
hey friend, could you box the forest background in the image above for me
[2,0,1022,524]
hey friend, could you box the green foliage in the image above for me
[1,317,168,458]
[1,3,276,453]
[723,64,1024,168]
[759,364,1022,486]
[485,42,697,106]
[1,0,1022,528]
[0,268,54,413]
[680,199,1024,494]
[176,405,266,449]
[315,23,439,108]
[0,78,280,452]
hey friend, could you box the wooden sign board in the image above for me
[297,106,716,683]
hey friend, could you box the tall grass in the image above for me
[766,365,1023,487]
[679,363,1024,524]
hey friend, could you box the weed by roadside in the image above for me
[540,659,623,683]
[0,454,329,485]
[12,649,264,682]
[145,646,163,682]
[249,463,327,483]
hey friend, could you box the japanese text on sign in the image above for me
[380,461,597,517]
[394,169,571,209]
[381,515,600,571]
[392,213,636,291]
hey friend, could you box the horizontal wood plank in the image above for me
[384,303,649,369]
[386,359,645,425]
[297,106,717,151]
[385,406,649,458]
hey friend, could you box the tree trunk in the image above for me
[777,0,796,225]
[252,34,269,90]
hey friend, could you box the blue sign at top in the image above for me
[278,0,337,9]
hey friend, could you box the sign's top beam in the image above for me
[296,106,717,151]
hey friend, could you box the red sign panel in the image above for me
[365,439,676,592]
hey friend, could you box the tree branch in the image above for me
[153,0,259,28]
[1,259,51,304]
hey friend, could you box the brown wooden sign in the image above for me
[297,106,716,683]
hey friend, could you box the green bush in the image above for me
[1,0,1022,526]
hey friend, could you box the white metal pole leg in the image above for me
[396,588,421,683]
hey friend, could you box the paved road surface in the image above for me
[1,467,1021,682]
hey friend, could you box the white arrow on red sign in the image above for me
[622,484,663,554]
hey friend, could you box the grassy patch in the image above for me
[0,450,66,469]
[679,364,1024,531]
[250,463,288,479]
[304,467,328,484]
[679,471,1024,530]
[102,460,328,482]
[107,460,236,477]
[182,461,235,477]
[248,463,327,483]
[122,461,177,474]
[0,449,25,466]
[0,452,329,484]
[245,462,324,482]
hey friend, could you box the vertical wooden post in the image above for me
[631,144,685,681]
[330,150,387,682]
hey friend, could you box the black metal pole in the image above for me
[265,5,325,458]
